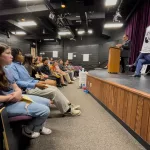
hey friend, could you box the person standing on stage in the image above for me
[116,34,131,73]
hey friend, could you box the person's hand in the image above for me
[44,75,49,78]
[40,75,45,80]
[116,44,122,48]
[5,94,15,102]
[7,91,22,102]
[35,83,48,89]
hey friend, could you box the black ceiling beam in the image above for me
[22,34,55,40]
[7,20,36,35]
[34,17,57,34]
[0,4,49,21]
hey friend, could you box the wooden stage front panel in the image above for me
[87,74,150,145]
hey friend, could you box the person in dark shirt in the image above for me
[23,54,56,86]
[40,57,62,87]
[58,59,75,81]
[116,34,131,73]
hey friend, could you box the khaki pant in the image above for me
[26,85,70,114]
[63,73,71,83]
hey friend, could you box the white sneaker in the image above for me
[65,108,81,116]
[69,81,74,84]
[71,104,80,110]
[40,127,52,135]
[73,77,77,80]
[22,126,40,139]
[70,108,81,116]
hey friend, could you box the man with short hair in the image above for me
[116,34,131,73]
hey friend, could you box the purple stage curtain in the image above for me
[125,0,150,64]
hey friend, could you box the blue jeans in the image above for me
[135,53,150,75]
[6,95,50,132]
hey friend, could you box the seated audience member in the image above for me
[23,54,56,86]
[65,60,77,79]
[40,57,62,87]
[8,48,81,116]
[116,34,131,73]
[37,56,43,67]
[128,52,150,77]
[50,61,67,86]
[58,59,75,81]
[49,57,54,64]
[0,43,52,138]
[51,60,73,84]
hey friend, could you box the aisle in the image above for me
[28,80,145,150]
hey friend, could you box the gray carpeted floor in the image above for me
[28,80,145,150]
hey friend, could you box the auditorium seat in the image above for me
[0,103,32,150]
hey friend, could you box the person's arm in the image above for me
[0,83,22,103]
[10,83,22,102]
[11,65,37,89]
[0,95,13,103]
[122,41,131,50]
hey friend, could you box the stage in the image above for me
[87,69,150,149]
[88,69,150,94]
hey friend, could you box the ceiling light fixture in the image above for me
[76,20,81,23]
[88,29,93,34]
[11,31,26,35]
[19,0,42,1]
[104,23,123,28]
[78,30,85,35]
[105,0,117,6]
[58,31,71,36]
[44,39,55,41]
[18,21,37,26]
[76,16,80,18]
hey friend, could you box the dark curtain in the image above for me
[125,0,150,64]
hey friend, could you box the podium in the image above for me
[108,47,121,73]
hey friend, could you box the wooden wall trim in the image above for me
[87,74,150,146]
[87,74,150,99]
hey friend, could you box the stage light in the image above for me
[61,2,66,8]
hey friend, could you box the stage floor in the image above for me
[88,69,150,94]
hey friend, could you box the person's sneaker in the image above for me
[73,77,77,80]
[22,126,40,139]
[65,108,81,116]
[71,104,81,110]
[40,127,52,135]
[68,81,74,84]
[129,74,141,77]
[126,64,135,68]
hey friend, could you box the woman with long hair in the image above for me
[23,54,56,86]
[0,43,51,138]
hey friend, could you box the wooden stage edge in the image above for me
[87,74,150,149]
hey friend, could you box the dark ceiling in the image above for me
[0,0,141,41]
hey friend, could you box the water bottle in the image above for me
[82,68,85,72]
